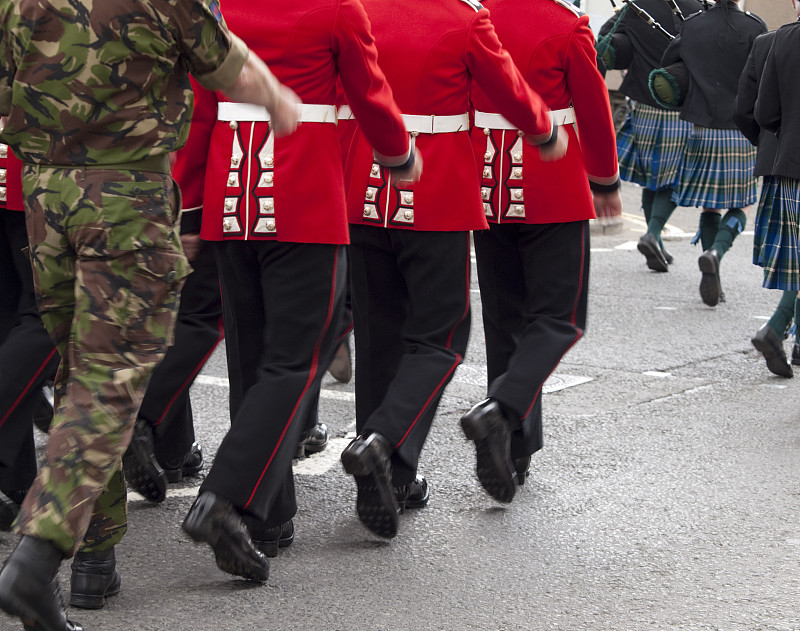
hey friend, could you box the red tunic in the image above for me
[175,0,410,245]
[0,143,24,212]
[345,0,554,232]
[471,0,619,224]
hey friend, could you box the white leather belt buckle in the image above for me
[402,113,469,134]
[218,102,337,124]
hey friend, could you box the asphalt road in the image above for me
[2,181,800,631]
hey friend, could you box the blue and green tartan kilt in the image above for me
[753,176,800,291]
[617,103,690,191]
[672,125,758,209]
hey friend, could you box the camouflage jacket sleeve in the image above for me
[0,2,16,116]
[169,0,248,93]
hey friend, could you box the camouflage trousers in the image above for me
[14,163,188,557]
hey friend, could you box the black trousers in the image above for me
[201,240,346,526]
[0,210,59,494]
[137,242,224,465]
[473,220,589,459]
[349,225,471,486]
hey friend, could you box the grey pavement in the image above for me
[2,181,800,631]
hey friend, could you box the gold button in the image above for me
[0,169,6,183]
[481,189,489,200]
[231,157,240,167]
[262,199,274,211]
[225,200,233,211]
[266,221,275,231]
[370,165,380,177]
[403,210,413,220]
[229,121,238,130]
[366,189,375,200]
[223,219,232,231]
[517,130,525,138]
[402,193,413,205]
[0,146,6,158]
[484,152,492,161]
[265,174,273,184]
[363,206,372,216]
[411,131,419,137]
[266,157,274,167]
[0,188,6,201]
[227,175,236,186]
[483,128,490,136]
[514,190,523,199]
[483,167,492,179]
[513,153,522,162]
[512,168,523,179]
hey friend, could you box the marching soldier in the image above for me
[175,0,418,580]
[0,0,300,629]
[598,0,702,272]
[339,0,566,537]
[464,0,621,501]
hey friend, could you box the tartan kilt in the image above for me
[672,125,758,209]
[753,176,800,291]
[617,103,690,191]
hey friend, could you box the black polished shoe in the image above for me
[122,419,167,503]
[513,457,531,486]
[246,519,294,558]
[295,423,329,459]
[182,492,269,582]
[341,433,400,538]
[792,343,800,367]
[161,442,204,483]
[328,336,352,383]
[0,491,20,532]
[460,399,516,504]
[751,325,793,378]
[0,535,83,631]
[698,249,722,307]
[661,244,674,265]
[637,233,669,272]
[69,547,121,610]
[397,476,429,509]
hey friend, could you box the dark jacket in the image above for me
[755,19,800,180]
[599,0,702,108]
[662,2,766,128]
[733,30,777,177]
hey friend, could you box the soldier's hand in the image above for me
[538,127,568,162]
[270,85,302,138]
[593,189,623,227]
[180,233,203,262]
[392,147,423,187]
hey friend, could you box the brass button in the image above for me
[411,131,419,137]
[265,174,274,184]
[229,121,238,130]
[482,167,492,179]
[231,157,240,167]
[0,146,7,158]
[403,210,413,220]
[224,200,233,211]
[0,169,6,183]
[483,128,490,136]
[512,167,523,179]
[484,152,492,161]
[227,175,236,186]
[265,156,274,167]
[481,188,490,200]
[262,199,274,211]
[513,153,522,162]
[0,188,6,201]
[370,165,380,177]
[402,193,413,205]
[266,221,275,231]
[365,189,375,200]
[514,190,523,200]
[363,206,372,216]
[223,219,232,231]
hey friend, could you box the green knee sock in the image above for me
[711,208,747,260]
[642,189,655,226]
[767,290,797,337]
[699,212,721,251]
[647,188,677,245]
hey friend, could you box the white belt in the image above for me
[474,107,575,130]
[402,113,469,134]
[217,102,338,124]
[337,105,355,120]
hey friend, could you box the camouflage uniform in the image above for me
[0,0,249,557]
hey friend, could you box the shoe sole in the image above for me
[698,254,721,307]
[341,445,399,539]
[637,236,669,272]
[0,567,72,631]
[461,414,516,504]
[751,337,794,378]
[69,579,121,610]
[122,438,167,503]
[182,501,269,582]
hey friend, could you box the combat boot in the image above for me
[0,535,84,631]
[70,547,121,610]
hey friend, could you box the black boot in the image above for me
[122,419,167,503]
[70,547,121,610]
[182,492,269,582]
[0,491,21,532]
[460,398,516,504]
[161,442,204,483]
[0,535,83,631]
[341,433,400,538]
